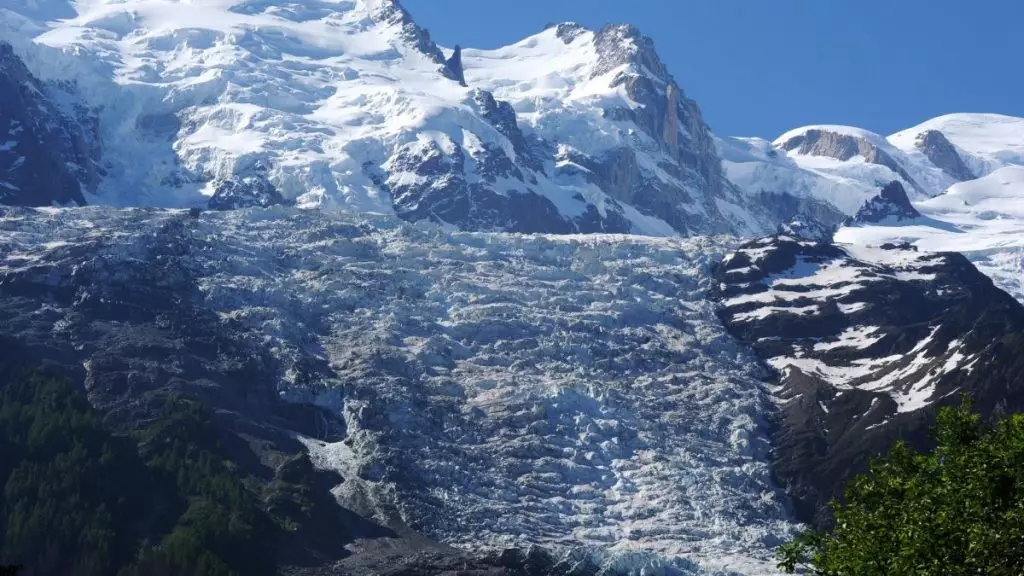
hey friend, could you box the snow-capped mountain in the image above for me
[0,0,796,236]
[5,1,1024,574]
[837,166,1024,302]
[715,235,1024,526]
[889,113,1024,178]
[720,113,1024,218]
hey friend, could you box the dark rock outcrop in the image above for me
[550,21,587,44]
[443,44,467,87]
[916,129,976,182]
[756,191,846,241]
[472,90,543,172]
[380,86,634,234]
[383,136,631,234]
[0,42,102,207]
[851,180,921,224]
[715,236,1024,527]
[370,0,448,66]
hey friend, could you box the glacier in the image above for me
[0,204,801,574]
[4,0,1024,573]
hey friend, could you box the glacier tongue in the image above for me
[194,210,798,573]
[0,205,799,574]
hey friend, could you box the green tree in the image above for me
[0,357,279,576]
[778,398,1024,575]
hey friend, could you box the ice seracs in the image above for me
[0,205,801,575]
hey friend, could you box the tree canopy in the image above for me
[0,362,276,576]
[778,399,1024,575]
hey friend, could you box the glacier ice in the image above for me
[0,205,800,574]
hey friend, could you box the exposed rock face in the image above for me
[551,21,588,44]
[208,174,292,211]
[852,181,921,224]
[916,129,976,181]
[381,86,637,234]
[444,45,467,87]
[755,192,847,240]
[662,83,681,156]
[588,24,740,235]
[0,42,102,206]
[472,90,543,172]
[384,137,583,233]
[715,236,1024,527]
[778,129,925,195]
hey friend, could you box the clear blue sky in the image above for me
[403,0,1023,139]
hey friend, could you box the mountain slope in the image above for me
[715,236,1024,526]
[723,114,1024,304]
[889,113,1024,177]
[836,165,1024,302]
[462,23,769,236]
[0,41,101,206]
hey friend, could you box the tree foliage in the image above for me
[0,361,277,576]
[778,398,1024,575]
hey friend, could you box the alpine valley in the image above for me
[1,1,1024,575]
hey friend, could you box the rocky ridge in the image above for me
[715,235,1024,526]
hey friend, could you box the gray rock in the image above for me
[777,217,835,242]
[370,0,447,66]
[384,138,576,233]
[916,129,976,181]
[550,22,588,44]
[588,24,745,235]
[208,173,292,211]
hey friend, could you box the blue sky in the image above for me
[403,0,1023,139]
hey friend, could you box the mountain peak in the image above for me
[593,22,670,82]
